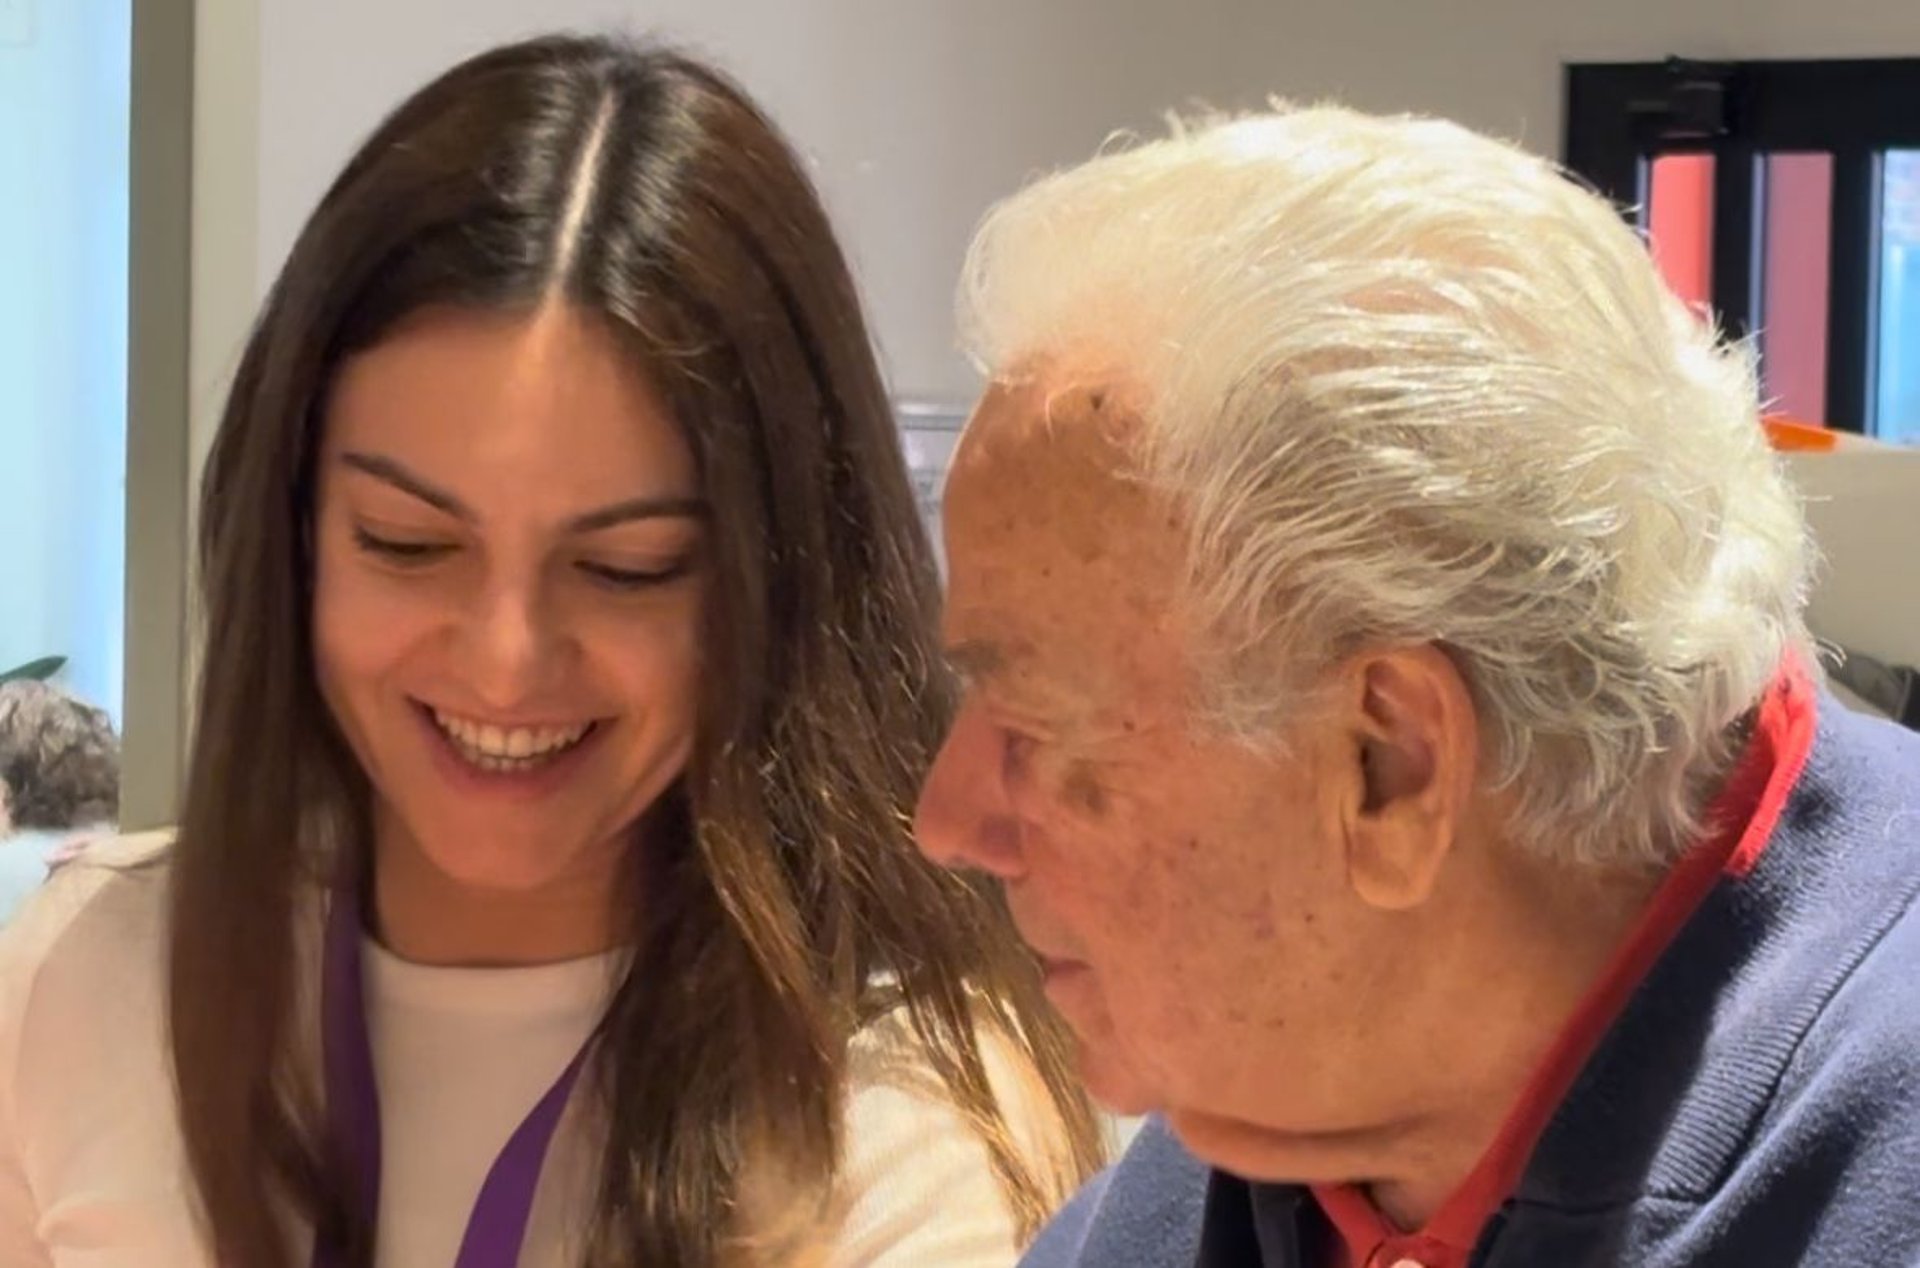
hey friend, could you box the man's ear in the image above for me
[1340,643,1480,911]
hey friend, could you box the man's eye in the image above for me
[1002,730,1037,780]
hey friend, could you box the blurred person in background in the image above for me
[0,678,118,834]
[0,678,119,923]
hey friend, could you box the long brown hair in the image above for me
[171,34,1100,1267]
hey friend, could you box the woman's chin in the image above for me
[412,833,602,895]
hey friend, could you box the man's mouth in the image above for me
[425,706,598,774]
[1031,948,1086,980]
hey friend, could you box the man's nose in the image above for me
[914,700,1027,881]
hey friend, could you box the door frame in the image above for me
[1564,57,1920,432]
[123,0,194,829]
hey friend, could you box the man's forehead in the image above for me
[953,374,1146,484]
[941,372,1192,710]
[946,374,1168,568]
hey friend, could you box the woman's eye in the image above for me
[352,525,455,564]
[576,559,690,591]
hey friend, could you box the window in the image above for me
[0,1,131,729]
[0,0,192,877]
[1881,150,1920,442]
[1565,58,1920,438]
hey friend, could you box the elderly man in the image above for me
[914,106,1920,1267]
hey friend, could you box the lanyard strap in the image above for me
[314,891,592,1268]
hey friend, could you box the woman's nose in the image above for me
[458,577,566,709]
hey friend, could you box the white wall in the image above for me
[230,0,1920,415]
[1787,444,1920,668]
[248,0,1257,406]
[0,0,130,718]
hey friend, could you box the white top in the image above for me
[0,828,96,926]
[0,834,1049,1266]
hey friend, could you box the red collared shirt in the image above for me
[1311,662,1819,1268]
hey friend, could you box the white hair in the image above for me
[957,104,1814,868]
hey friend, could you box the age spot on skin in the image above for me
[1064,762,1109,818]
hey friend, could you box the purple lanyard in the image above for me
[313,892,594,1268]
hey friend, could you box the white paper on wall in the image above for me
[897,400,968,569]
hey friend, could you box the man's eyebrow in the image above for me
[943,639,1009,682]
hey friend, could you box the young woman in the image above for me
[0,35,1101,1268]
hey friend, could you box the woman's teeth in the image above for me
[431,709,593,772]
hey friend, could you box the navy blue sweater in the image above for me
[1023,698,1920,1267]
